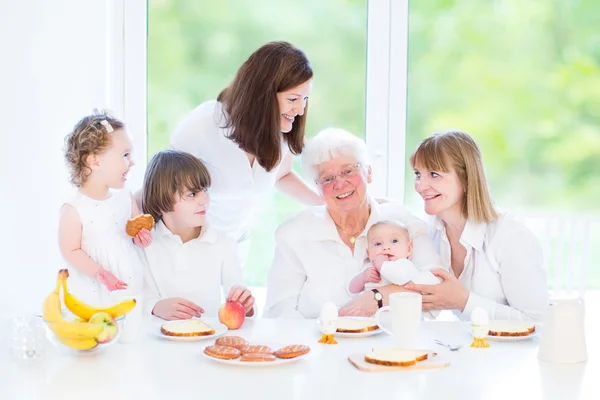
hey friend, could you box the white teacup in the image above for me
[375,292,422,349]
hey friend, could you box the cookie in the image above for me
[274,344,310,359]
[240,345,273,355]
[203,345,241,360]
[215,335,249,350]
[125,214,154,237]
[240,353,276,362]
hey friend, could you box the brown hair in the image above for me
[64,110,125,187]
[217,41,313,172]
[142,149,212,222]
[410,130,499,224]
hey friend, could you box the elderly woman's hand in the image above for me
[338,290,379,317]
[404,269,469,312]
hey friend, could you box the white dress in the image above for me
[64,189,144,307]
[170,100,289,265]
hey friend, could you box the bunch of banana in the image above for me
[58,269,137,321]
[42,276,100,351]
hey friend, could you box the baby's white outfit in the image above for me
[363,259,441,289]
[63,189,144,307]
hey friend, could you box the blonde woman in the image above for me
[406,130,548,321]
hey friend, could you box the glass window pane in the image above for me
[406,1,600,290]
[148,0,368,286]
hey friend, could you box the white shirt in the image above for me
[170,100,289,242]
[431,213,549,322]
[362,259,441,290]
[140,221,245,317]
[263,198,441,319]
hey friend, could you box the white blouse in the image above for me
[263,198,441,319]
[170,100,289,242]
[431,213,549,322]
[140,221,245,317]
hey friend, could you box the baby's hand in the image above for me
[362,266,381,284]
[95,268,128,291]
[227,285,256,316]
[372,254,390,270]
[133,228,153,248]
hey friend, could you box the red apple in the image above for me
[89,312,119,343]
[218,301,245,330]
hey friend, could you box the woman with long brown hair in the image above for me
[170,41,322,265]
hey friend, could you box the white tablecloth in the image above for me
[1,316,597,400]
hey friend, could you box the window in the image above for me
[405,0,600,291]
[147,0,369,285]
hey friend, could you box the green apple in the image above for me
[89,312,119,343]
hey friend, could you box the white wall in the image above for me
[0,0,145,314]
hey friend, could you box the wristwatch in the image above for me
[372,289,383,308]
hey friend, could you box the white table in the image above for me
[1,316,597,400]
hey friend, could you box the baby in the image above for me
[349,220,440,294]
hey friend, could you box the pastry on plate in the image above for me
[160,319,215,337]
[487,322,536,337]
[364,348,428,367]
[335,317,379,333]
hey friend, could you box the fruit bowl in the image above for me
[41,309,125,354]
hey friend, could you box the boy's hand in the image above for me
[152,298,204,320]
[362,266,381,284]
[372,254,390,271]
[227,285,255,316]
[95,268,128,291]
[133,228,153,248]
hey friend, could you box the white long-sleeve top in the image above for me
[362,259,441,290]
[431,213,549,322]
[170,100,289,242]
[140,221,245,317]
[263,198,441,319]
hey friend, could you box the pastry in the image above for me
[364,348,428,367]
[488,322,536,337]
[125,214,154,237]
[240,345,273,355]
[204,345,241,360]
[160,319,215,337]
[274,344,310,359]
[335,317,379,333]
[240,353,276,362]
[215,335,249,350]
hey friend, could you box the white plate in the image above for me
[201,343,310,367]
[317,317,384,338]
[154,319,228,342]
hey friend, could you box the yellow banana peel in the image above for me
[55,334,98,351]
[59,269,136,320]
[42,279,63,323]
[48,320,104,340]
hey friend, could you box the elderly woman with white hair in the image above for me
[263,128,441,318]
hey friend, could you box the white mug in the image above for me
[375,292,422,349]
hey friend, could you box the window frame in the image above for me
[124,0,409,199]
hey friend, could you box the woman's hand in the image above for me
[133,228,153,248]
[227,285,255,316]
[152,298,204,320]
[404,269,469,311]
[339,290,378,317]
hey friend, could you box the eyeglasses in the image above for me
[316,163,362,187]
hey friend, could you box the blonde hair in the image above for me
[64,110,125,187]
[142,150,212,222]
[410,130,498,224]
